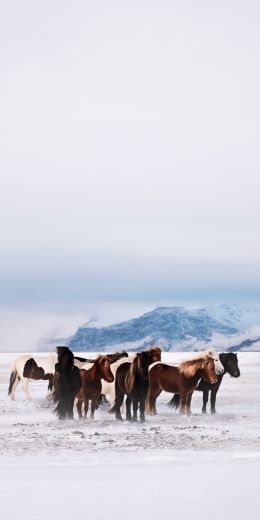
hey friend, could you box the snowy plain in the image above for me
[0,352,260,520]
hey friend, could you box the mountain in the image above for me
[67,306,239,352]
[41,304,260,352]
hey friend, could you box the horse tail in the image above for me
[8,369,18,396]
[53,393,69,420]
[167,394,180,410]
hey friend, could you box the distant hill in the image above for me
[42,304,260,352]
[67,306,237,352]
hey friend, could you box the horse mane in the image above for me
[126,356,139,392]
[147,346,161,356]
[56,346,74,371]
[179,354,213,378]
[184,348,217,361]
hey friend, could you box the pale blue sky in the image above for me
[0,1,260,349]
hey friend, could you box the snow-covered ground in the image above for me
[1,352,260,520]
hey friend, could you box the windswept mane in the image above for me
[182,348,217,361]
[179,354,213,378]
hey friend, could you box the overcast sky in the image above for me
[1,1,260,349]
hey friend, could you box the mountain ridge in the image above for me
[41,304,260,352]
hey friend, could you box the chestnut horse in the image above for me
[114,347,161,423]
[168,352,240,414]
[53,347,82,420]
[76,355,114,419]
[146,353,218,416]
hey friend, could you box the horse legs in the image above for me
[146,387,161,416]
[84,397,89,419]
[126,395,132,421]
[180,393,187,415]
[132,397,138,422]
[10,374,20,401]
[186,393,192,416]
[210,389,217,414]
[90,396,99,419]
[21,377,32,400]
[202,390,209,414]
[140,394,146,423]
[115,378,124,421]
[76,398,83,419]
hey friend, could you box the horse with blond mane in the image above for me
[146,349,223,416]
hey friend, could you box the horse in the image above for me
[75,355,114,419]
[168,352,240,414]
[8,353,58,400]
[53,347,82,420]
[146,350,220,416]
[74,350,129,407]
[114,347,162,423]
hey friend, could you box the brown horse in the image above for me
[76,355,114,419]
[114,347,161,423]
[168,352,240,414]
[146,354,218,416]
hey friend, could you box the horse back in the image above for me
[116,362,132,394]
[23,358,49,380]
[149,363,183,393]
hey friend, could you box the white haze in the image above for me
[0,1,260,349]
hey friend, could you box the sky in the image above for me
[1,1,260,350]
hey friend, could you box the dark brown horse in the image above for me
[146,353,218,416]
[76,355,114,419]
[114,347,161,423]
[53,347,82,420]
[168,352,240,414]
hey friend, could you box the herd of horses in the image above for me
[8,346,240,421]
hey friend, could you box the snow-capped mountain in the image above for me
[42,304,260,352]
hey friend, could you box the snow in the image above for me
[1,352,260,519]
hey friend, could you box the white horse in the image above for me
[8,353,58,400]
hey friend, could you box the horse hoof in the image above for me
[211,410,217,415]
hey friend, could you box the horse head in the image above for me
[206,348,224,375]
[56,346,74,371]
[147,347,161,364]
[97,356,114,383]
[107,351,129,364]
[221,353,240,378]
[201,356,218,384]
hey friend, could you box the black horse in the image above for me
[168,352,240,414]
[114,348,161,423]
[53,346,82,420]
